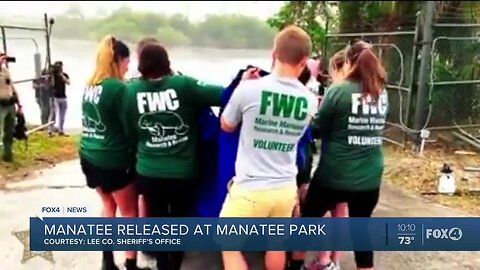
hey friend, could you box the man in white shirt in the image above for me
[220,25,318,270]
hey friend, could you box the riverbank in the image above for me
[0,131,79,189]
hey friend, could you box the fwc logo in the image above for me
[425,227,463,241]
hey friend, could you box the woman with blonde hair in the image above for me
[307,50,350,270]
[79,35,148,270]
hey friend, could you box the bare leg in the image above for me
[222,251,248,270]
[138,195,148,217]
[316,211,333,265]
[111,182,138,260]
[96,188,118,270]
[331,203,348,264]
[265,251,286,270]
[96,188,117,217]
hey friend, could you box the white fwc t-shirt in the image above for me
[222,74,318,190]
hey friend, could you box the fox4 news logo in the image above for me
[425,227,463,241]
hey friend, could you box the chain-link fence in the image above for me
[322,11,480,149]
[323,32,416,146]
[428,35,480,129]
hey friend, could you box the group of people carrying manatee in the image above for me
[79,25,388,270]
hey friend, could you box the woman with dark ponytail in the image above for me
[79,35,148,270]
[291,40,388,270]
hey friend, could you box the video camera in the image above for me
[49,62,62,75]
[0,53,16,63]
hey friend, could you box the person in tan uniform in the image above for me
[0,54,22,162]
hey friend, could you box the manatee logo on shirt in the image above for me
[82,85,106,137]
[136,88,190,148]
[82,102,106,132]
[138,111,189,138]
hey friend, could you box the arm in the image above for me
[220,116,237,133]
[190,67,260,108]
[118,85,137,143]
[189,77,224,107]
[12,85,22,112]
[310,86,338,139]
[220,81,248,133]
[62,73,70,85]
[1,63,22,109]
[32,78,40,90]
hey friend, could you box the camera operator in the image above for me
[0,54,22,162]
[48,61,70,136]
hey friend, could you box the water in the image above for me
[6,38,271,130]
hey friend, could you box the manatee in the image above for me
[138,115,163,137]
[138,111,190,138]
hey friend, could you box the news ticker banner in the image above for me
[30,217,479,252]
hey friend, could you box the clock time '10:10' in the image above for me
[398,224,416,232]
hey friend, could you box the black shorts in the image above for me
[302,181,380,268]
[302,180,379,218]
[80,157,134,193]
[136,174,196,217]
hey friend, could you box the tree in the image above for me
[157,26,190,47]
[52,8,275,49]
[267,1,333,55]
[267,1,479,127]
[169,14,194,36]
[430,1,480,124]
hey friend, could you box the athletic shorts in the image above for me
[80,156,134,193]
[220,179,297,218]
[302,180,379,218]
[136,174,196,217]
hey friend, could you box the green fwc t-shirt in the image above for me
[123,75,223,179]
[79,78,133,169]
[312,80,389,191]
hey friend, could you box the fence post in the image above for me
[413,1,435,146]
[1,27,7,68]
[322,17,329,59]
[403,13,422,146]
[44,13,52,69]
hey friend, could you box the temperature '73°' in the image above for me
[399,236,414,245]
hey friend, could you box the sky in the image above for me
[0,1,284,21]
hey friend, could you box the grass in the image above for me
[383,142,480,215]
[0,131,79,188]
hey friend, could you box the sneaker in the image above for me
[302,261,336,270]
[59,132,69,137]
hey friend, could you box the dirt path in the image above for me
[1,160,479,270]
